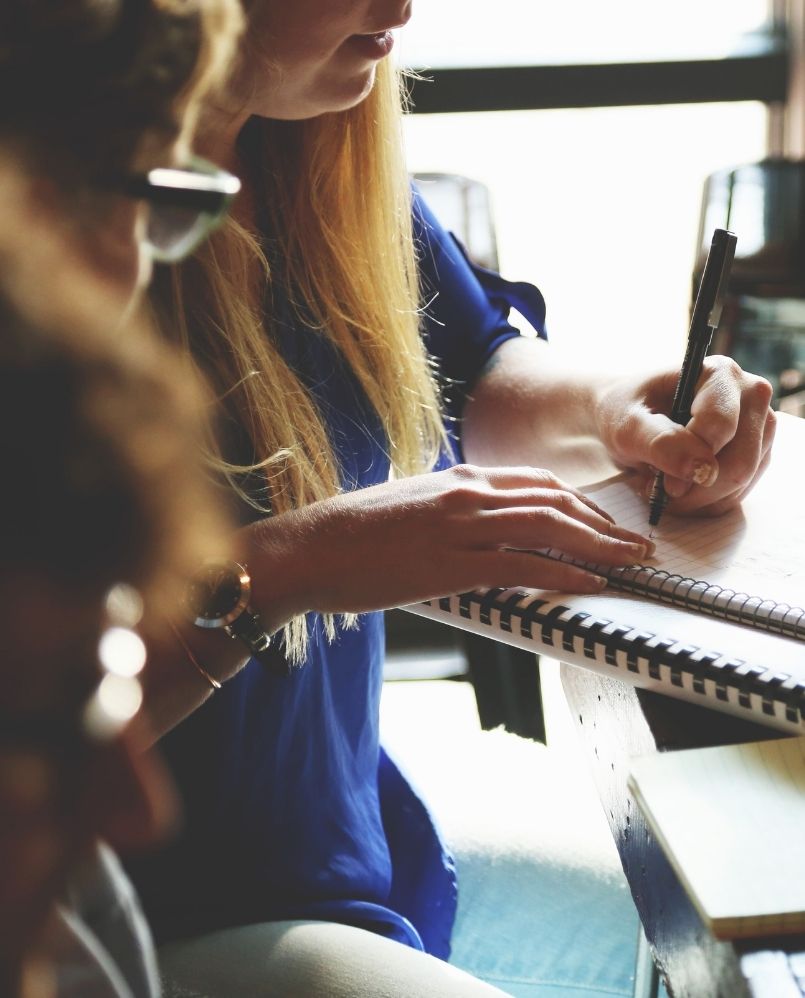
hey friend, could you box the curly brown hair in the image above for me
[0,0,241,189]
[0,162,229,603]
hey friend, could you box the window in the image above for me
[400,1,778,364]
[399,1,771,71]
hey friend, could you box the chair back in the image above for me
[697,158,805,415]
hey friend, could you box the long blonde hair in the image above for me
[156,61,448,659]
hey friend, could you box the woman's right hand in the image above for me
[244,464,654,628]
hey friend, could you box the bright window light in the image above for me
[406,102,767,366]
[399,0,770,68]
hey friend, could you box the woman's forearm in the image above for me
[141,618,250,742]
[461,336,618,486]
[462,334,775,516]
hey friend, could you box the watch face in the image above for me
[187,562,251,627]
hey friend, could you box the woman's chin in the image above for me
[254,67,378,121]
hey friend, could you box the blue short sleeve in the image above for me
[413,187,547,434]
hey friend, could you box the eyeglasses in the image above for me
[114,156,241,263]
[0,584,147,759]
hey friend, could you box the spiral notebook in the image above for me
[403,412,805,734]
[628,736,805,939]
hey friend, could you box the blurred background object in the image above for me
[412,173,500,271]
[697,158,805,417]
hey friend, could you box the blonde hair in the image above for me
[156,61,448,660]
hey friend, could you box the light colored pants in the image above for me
[160,920,511,998]
[160,681,640,997]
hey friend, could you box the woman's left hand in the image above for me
[595,355,776,516]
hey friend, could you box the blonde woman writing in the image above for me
[131,1,775,995]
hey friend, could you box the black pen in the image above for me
[648,227,737,528]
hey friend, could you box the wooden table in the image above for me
[560,665,805,998]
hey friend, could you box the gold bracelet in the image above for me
[169,623,223,691]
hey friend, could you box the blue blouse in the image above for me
[128,190,547,959]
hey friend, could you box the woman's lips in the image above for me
[347,30,395,61]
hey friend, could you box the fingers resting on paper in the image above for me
[244,464,655,620]
[598,356,775,516]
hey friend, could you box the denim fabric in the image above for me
[449,852,638,997]
[380,682,640,998]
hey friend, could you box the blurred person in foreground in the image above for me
[0,1,242,990]
[0,0,246,724]
[0,0,241,310]
[0,164,229,998]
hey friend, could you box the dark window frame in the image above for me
[406,27,789,115]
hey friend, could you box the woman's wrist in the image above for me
[238,515,313,632]
[139,616,250,741]
[168,621,223,691]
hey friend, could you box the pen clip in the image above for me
[706,230,737,329]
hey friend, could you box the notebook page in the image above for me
[583,469,805,612]
[629,737,805,935]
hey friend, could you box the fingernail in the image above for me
[690,460,718,487]
[623,542,649,560]
[590,575,608,590]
